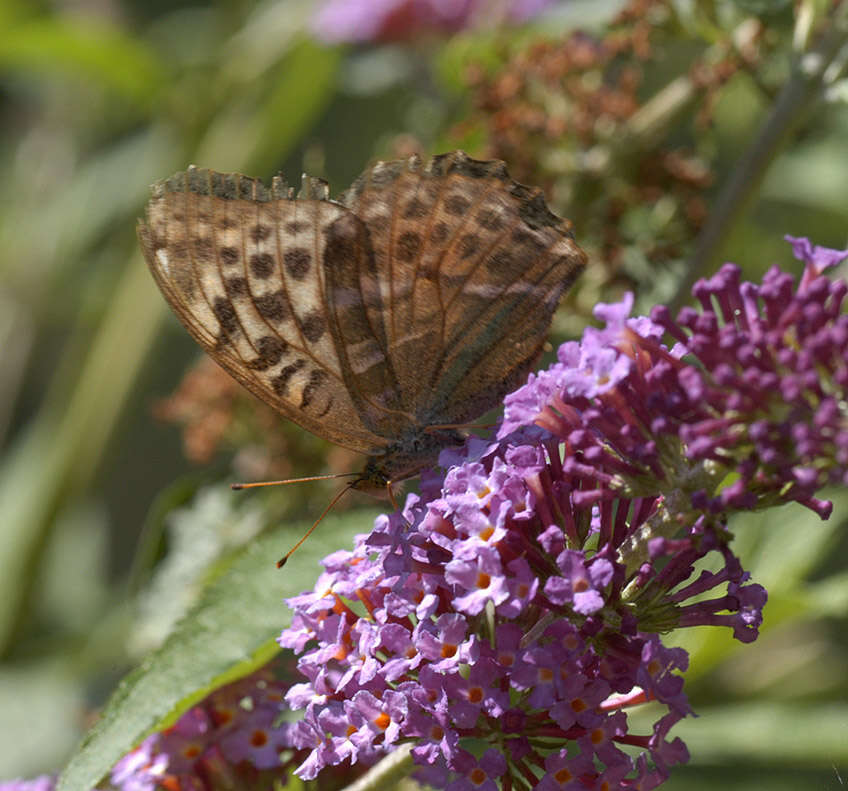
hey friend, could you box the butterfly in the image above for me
[139,151,586,492]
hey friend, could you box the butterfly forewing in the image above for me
[139,168,390,456]
[140,152,586,483]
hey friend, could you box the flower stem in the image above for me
[341,744,414,791]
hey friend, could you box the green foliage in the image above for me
[58,508,381,791]
[0,16,165,107]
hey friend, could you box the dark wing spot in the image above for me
[218,216,236,229]
[395,231,421,263]
[284,248,312,280]
[193,238,214,262]
[213,297,239,341]
[247,335,287,370]
[417,262,438,281]
[458,233,479,260]
[272,359,305,396]
[250,252,275,279]
[250,224,271,243]
[225,277,247,297]
[286,221,309,234]
[431,222,450,244]
[255,290,288,323]
[477,208,504,231]
[323,214,360,270]
[220,246,239,266]
[301,310,326,343]
[300,369,327,409]
[444,193,471,216]
[403,198,429,219]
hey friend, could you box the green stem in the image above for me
[670,10,848,311]
[0,259,164,654]
[341,744,414,791]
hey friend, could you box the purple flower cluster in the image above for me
[278,238,847,789]
[105,665,360,791]
[280,466,696,789]
[312,0,555,44]
[504,235,848,524]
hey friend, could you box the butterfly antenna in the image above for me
[231,472,359,490]
[276,483,355,568]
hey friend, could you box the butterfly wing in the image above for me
[339,151,586,429]
[139,167,391,456]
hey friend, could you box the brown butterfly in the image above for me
[139,151,585,493]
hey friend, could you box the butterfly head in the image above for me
[352,427,466,498]
[350,461,397,499]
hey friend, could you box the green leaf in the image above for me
[195,37,341,175]
[251,37,342,175]
[731,486,848,590]
[56,508,382,791]
[665,702,848,764]
[0,17,166,107]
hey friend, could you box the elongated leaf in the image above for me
[57,508,381,791]
[667,702,848,764]
[0,18,165,106]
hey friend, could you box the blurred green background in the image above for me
[0,0,847,788]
